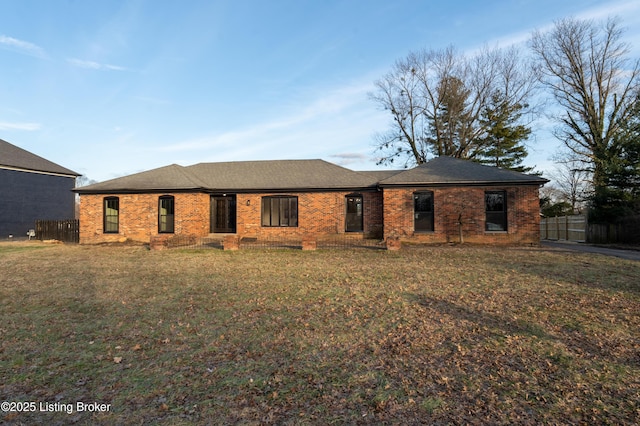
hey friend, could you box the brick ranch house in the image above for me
[74,156,548,246]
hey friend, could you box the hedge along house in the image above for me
[1,138,80,238]
[74,157,547,246]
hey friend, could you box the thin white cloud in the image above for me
[481,0,640,50]
[330,152,371,166]
[158,81,378,154]
[0,121,41,131]
[576,0,640,21]
[0,35,46,58]
[149,82,389,173]
[331,153,369,160]
[67,58,127,71]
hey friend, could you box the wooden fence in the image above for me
[586,216,640,244]
[540,215,586,242]
[35,219,79,243]
[541,214,640,244]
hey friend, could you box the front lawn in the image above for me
[1,243,638,424]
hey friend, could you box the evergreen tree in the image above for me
[371,46,538,167]
[475,91,534,173]
[590,95,640,222]
[430,76,474,158]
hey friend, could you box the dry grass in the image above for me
[1,242,639,424]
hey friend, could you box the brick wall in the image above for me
[79,190,383,244]
[383,185,542,245]
[79,193,209,244]
[79,186,540,245]
[236,191,383,239]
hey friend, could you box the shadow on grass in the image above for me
[412,294,553,341]
[408,292,640,369]
[487,246,640,295]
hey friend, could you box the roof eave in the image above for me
[73,187,205,194]
[74,184,380,195]
[1,164,81,178]
[208,185,379,194]
[379,179,548,188]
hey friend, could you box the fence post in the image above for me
[386,236,401,251]
[544,217,549,240]
[223,235,239,251]
[302,234,317,251]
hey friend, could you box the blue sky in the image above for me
[1,0,639,183]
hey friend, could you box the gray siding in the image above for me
[0,168,76,238]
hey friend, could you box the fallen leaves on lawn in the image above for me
[0,243,638,424]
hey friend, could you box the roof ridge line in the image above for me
[171,164,209,188]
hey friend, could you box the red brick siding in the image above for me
[383,185,541,245]
[236,191,383,239]
[79,186,540,245]
[79,193,209,244]
[79,191,383,244]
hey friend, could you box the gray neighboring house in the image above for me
[0,138,80,238]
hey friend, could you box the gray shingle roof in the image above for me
[0,138,80,176]
[75,160,380,193]
[76,164,210,192]
[74,156,548,194]
[187,160,379,190]
[379,156,548,186]
[358,170,404,181]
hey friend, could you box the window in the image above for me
[104,197,119,233]
[345,195,363,232]
[414,191,434,232]
[158,196,175,233]
[262,196,298,227]
[485,191,507,231]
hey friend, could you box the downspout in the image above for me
[377,184,384,240]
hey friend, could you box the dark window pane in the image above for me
[261,199,270,226]
[262,196,298,227]
[485,191,507,231]
[290,199,298,227]
[414,193,433,213]
[270,198,279,226]
[159,196,175,233]
[104,197,119,233]
[414,192,434,232]
[346,195,363,232]
[280,198,290,226]
[485,192,505,212]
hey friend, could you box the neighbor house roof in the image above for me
[378,156,548,186]
[0,138,80,177]
[74,159,381,194]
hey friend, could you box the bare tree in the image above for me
[530,17,640,190]
[370,45,538,167]
[74,175,97,219]
[370,47,458,166]
[548,154,591,213]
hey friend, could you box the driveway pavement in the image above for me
[542,240,640,261]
